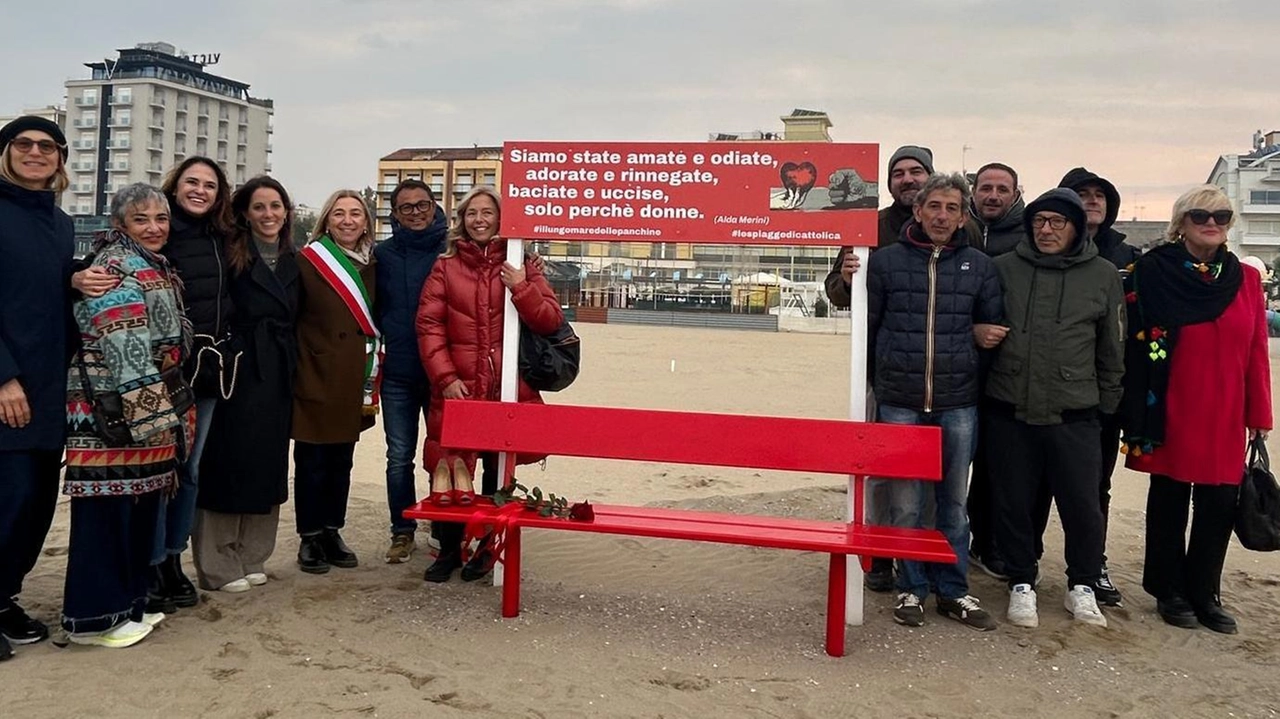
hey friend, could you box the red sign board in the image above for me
[501,141,879,246]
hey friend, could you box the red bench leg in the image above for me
[502,526,522,618]
[826,554,847,657]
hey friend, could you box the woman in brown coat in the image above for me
[292,190,378,575]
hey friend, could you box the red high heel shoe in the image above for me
[451,457,475,505]
[429,460,452,506]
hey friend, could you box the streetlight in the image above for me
[961,144,973,176]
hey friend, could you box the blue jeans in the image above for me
[381,374,430,535]
[152,397,217,565]
[879,404,977,602]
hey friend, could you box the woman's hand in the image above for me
[500,262,527,289]
[0,378,31,428]
[442,379,470,400]
[1250,428,1270,441]
[72,267,119,298]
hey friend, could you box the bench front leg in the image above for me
[826,553,846,657]
[502,525,522,618]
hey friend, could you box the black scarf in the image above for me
[1119,242,1242,453]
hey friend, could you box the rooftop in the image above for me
[380,146,504,162]
[77,44,272,108]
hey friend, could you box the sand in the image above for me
[8,322,1280,719]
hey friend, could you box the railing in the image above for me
[73,118,97,128]
[74,96,98,107]
[72,140,95,150]
[108,117,131,128]
[109,95,133,106]
[109,161,130,172]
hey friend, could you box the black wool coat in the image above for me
[198,245,300,514]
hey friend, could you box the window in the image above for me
[197,138,207,155]
[482,172,496,185]
[1250,190,1280,205]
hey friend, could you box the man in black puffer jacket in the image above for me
[1056,167,1140,608]
[867,172,1004,631]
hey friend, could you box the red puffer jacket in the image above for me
[415,238,564,470]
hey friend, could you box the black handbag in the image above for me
[519,320,581,392]
[1235,436,1280,552]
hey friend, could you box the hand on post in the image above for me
[840,251,861,284]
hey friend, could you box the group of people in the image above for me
[827,145,1271,633]
[0,115,561,658]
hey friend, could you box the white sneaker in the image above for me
[218,578,252,593]
[69,620,153,648]
[1065,585,1108,627]
[141,612,165,627]
[245,573,268,586]
[1007,583,1039,628]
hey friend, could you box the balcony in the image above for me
[147,167,164,176]
[1262,169,1280,184]
[149,118,164,130]
[72,140,95,150]
[147,139,164,152]
[72,183,95,194]
[108,117,131,128]
[175,126,187,135]
[264,163,272,173]
[175,104,188,114]
[378,184,397,192]
[73,118,97,128]
[197,107,209,118]
[71,161,95,172]
[109,95,133,106]
[108,161,130,172]
[430,184,445,196]
[74,96,98,107]
[108,138,131,150]
[238,137,247,147]
[149,95,165,108]
[266,124,274,134]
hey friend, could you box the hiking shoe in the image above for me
[969,549,1011,581]
[385,533,415,564]
[864,559,895,593]
[0,602,49,645]
[1093,565,1123,607]
[1007,583,1039,628]
[1065,585,1108,627]
[938,595,998,631]
[893,593,925,627]
[68,620,152,649]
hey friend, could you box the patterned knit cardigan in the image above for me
[64,239,195,497]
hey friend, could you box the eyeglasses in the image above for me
[1031,215,1069,230]
[8,137,62,155]
[1186,209,1233,226]
[395,201,434,215]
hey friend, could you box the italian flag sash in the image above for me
[299,235,384,415]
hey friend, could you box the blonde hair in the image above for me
[442,185,502,258]
[311,188,373,250]
[0,136,70,193]
[1166,184,1234,242]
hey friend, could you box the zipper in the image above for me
[924,245,942,412]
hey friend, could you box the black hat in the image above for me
[888,145,934,175]
[0,116,68,160]
[1024,188,1087,242]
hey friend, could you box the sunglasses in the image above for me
[8,137,63,155]
[1186,209,1232,226]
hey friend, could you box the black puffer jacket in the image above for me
[867,222,1004,412]
[160,204,232,396]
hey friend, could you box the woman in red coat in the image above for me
[415,186,563,583]
[1122,185,1272,634]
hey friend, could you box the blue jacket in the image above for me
[373,207,448,382]
[0,179,75,451]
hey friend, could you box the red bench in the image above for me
[404,399,953,657]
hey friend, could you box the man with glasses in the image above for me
[1057,167,1141,608]
[984,188,1125,629]
[374,180,448,563]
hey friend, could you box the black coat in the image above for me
[161,206,233,398]
[0,179,74,452]
[198,246,300,514]
[867,222,1004,412]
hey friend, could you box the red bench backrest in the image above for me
[440,400,941,480]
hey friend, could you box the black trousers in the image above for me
[1143,474,1238,606]
[972,407,1051,562]
[1097,412,1123,561]
[293,441,356,536]
[434,452,501,552]
[61,492,160,634]
[986,408,1105,589]
[0,450,61,600]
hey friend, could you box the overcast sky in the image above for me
[3,0,1276,217]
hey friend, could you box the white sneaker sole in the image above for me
[245,573,268,586]
[69,621,153,649]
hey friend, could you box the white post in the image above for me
[845,247,870,625]
[492,238,525,587]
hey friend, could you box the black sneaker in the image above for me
[1093,565,1123,607]
[937,595,998,631]
[864,559,895,593]
[969,549,1011,581]
[0,633,12,661]
[893,593,925,626]
[0,602,49,645]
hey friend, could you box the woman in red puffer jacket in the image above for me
[414,186,563,582]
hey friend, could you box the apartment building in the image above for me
[374,146,502,242]
[1207,129,1280,264]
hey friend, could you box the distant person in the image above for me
[416,187,563,583]
[0,116,75,657]
[1122,186,1271,634]
[374,179,448,564]
[1058,167,1141,608]
[986,188,1124,629]
[866,172,1003,630]
[293,190,380,575]
[193,176,299,593]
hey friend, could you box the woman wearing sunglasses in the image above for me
[1121,185,1272,634]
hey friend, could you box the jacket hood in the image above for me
[1019,188,1096,267]
[387,202,448,252]
[1058,167,1120,231]
[970,193,1025,234]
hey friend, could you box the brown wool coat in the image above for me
[292,252,378,444]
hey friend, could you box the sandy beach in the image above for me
[8,322,1280,719]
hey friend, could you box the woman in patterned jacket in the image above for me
[61,183,194,649]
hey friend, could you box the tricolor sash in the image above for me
[300,235,384,415]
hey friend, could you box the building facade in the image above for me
[62,42,273,216]
[0,105,67,133]
[374,146,503,242]
[1207,129,1280,264]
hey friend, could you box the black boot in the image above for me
[460,533,494,583]
[425,549,462,583]
[320,529,358,569]
[1157,594,1198,629]
[146,564,178,614]
[864,558,894,593]
[1192,597,1238,635]
[161,554,199,608]
[0,633,12,661]
[297,534,330,574]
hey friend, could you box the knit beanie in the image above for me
[0,116,68,159]
[1024,188,1087,241]
[888,145,934,175]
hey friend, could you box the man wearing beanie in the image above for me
[984,188,1125,629]
[1057,167,1140,608]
